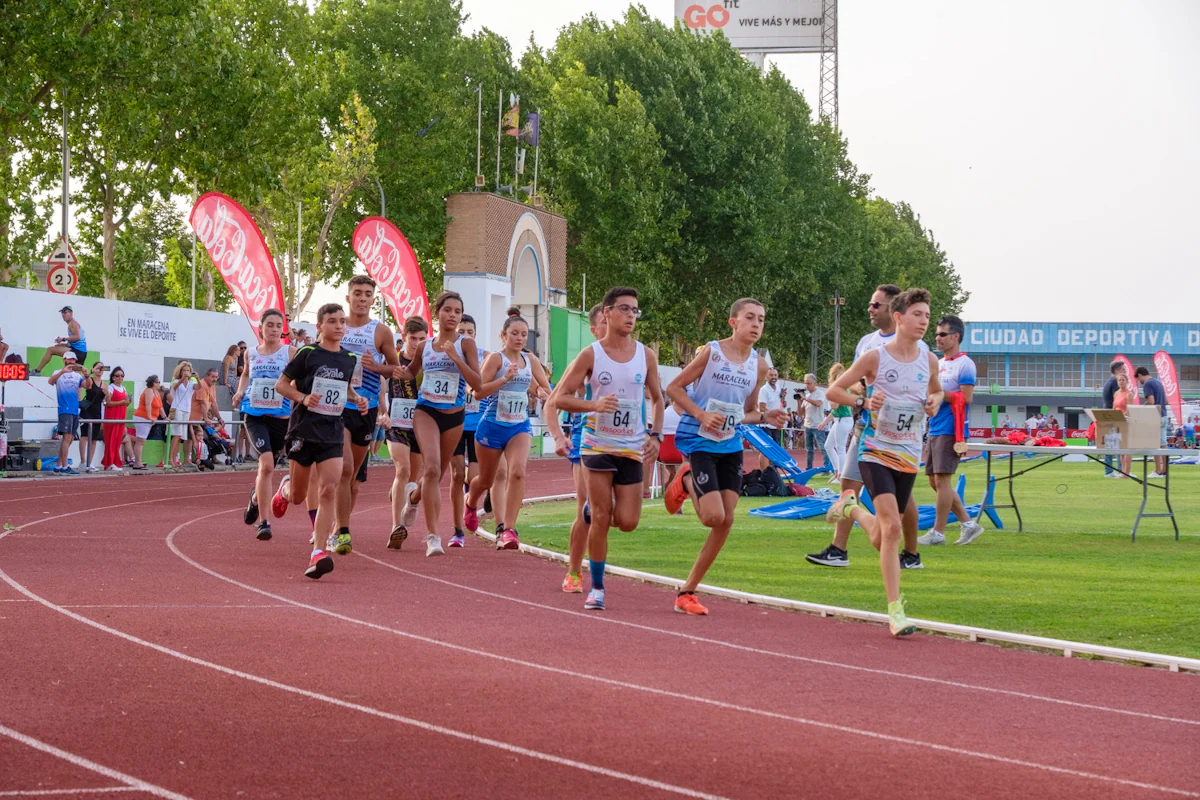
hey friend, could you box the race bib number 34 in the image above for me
[312,377,348,416]
[420,371,460,405]
[699,398,744,443]
[249,378,282,411]
[596,397,642,440]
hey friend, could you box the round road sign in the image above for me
[47,263,79,295]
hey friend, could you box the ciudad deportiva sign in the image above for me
[964,322,1200,354]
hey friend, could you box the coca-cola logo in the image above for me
[352,217,430,326]
[191,194,282,334]
[1154,353,1178,397]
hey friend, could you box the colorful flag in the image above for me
[519,112,540,147]
[352,216,431,328]
[189,192,287,343]
[1153,350,1184,425]
[502,102,520,136]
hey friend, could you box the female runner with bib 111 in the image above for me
[463,308,553,549]
[390,291,483,557]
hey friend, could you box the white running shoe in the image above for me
[425,534,444,557]
[401,482,420,528]
[917,530,946,546]
[1149,472,1166,480]
[955,521,986,545]
[107,465,123,472]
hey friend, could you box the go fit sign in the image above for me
[682,3,732,28]
[675,0,826,53]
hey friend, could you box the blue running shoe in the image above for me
[584,588,606,611]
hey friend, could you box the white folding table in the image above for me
[974,443,1198,541]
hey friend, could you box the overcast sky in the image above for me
[455,0,1200,324]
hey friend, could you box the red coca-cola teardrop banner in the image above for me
[352,216,431,328]
[1153,350,1183,426]
[189,192,288,342]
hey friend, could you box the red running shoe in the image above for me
[305,550,334,579]
[272,476,291,519]
[463,503,479,533]
[664,463,691,516]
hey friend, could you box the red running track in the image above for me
[1,464,1198,799]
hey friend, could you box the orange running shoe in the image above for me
[561,572,583,593]
[664,463,692,516]
[674,591,708,616]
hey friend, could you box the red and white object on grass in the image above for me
[1153,350,1184,425]
[189,192,288,343]
[352,217,431,328]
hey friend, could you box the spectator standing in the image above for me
[100,366,131,471]
[821,364,855,483]
[47,352,85,474]
[220,345,239,393]
[131,375,165,470]
[1000,414,1013,430]
[1185,417,1197,448]
[0,327,9,364]
[757,367,785,470]
[918,314,984,546]
[191,368,220,466]
[1101,361,1125,476]
[1134,366,1170,477]
[1111,371,1136,477]
[167,362,196,471]
[800,373,830,470]
[35,306,88,374]
[79,362,106,473]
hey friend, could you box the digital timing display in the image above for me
[0,362,29,382]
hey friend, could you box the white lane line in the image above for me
[0,724,190,800]
[58,604,295,609]
[0,581,728,799]
[355,552,1200,728]
[0,788,141,797]
[163,510,1199,798]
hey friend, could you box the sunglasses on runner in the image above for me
[607,303,642,318]
[869,302,884,310]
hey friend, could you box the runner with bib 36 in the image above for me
[824,288,943,636]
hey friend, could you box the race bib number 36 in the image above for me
[249,378,282,411]
[312,377,348,416]
[496,390,528,424]
[596,397,642,440]
[699,398,744,443]
[420,370,460,405]
[390,398,416,430]
[875,401,924,446]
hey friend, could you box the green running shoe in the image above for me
[334,530,353,555]
[888,597,916,637]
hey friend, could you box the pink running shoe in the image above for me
[272,476,291,519]
[304,550,334,579]
[497,529,521,550]
[463,504,479,533]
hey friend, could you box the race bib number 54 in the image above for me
[875,401,924,446]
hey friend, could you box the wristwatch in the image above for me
[647,430,664,442]
[854,396,865,409]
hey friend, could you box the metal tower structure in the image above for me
[818,0,838,127]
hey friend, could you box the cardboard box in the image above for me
[1086,406,1162,451]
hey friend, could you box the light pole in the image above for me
[829,293,846,365]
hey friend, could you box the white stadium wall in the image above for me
[0,286,260,439]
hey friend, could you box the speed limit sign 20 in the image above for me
[47,263,79,294]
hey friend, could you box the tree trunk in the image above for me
[0,139,11,285]
[102,183,117,298]
[203,262,215,311]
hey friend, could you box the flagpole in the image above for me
[532,110,540,201]
[475,85,482,182]
[495,89,503,191]
[513,95,520,197]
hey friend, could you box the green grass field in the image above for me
[517,457,1200,658]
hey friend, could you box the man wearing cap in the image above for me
[47,352,87,474]
[35,306,88,374]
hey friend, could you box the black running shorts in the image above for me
[581,453,643,486]
[687,450,744,497]
[858,461,917,513]
[286,437,343,467]
[455,430,477,462]
[342,406,378,448]
[386,427,420,454]
[246,415,288,461]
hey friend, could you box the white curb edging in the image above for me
[481,494,1200,675]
